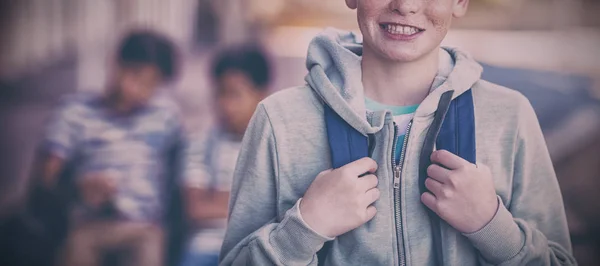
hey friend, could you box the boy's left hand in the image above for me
[421,150,499,234]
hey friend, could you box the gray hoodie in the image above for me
[219,28,576,266]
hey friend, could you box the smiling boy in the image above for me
[219,0,576,265]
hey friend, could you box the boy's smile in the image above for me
[346,0,469,62]
[379,22,425,41]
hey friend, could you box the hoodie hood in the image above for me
[305,28,483,134]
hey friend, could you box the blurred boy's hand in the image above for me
[78,173,117,208]
[421,150,499,234]
[300,157,380,238]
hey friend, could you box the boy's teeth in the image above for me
[385,24,419,35]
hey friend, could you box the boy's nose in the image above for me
[389,0,421,16]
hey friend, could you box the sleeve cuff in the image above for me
[296,198,335,240]
[269,198,334,264]
[463,196,525,264]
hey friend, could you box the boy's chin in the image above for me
[377,48,425,63]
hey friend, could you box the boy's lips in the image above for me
[379,23,424,40]
[379,22,424,35]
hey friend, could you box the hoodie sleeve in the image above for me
[219,104,333,266]
[464,95,576,265]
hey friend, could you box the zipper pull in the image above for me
[393,165,401,188]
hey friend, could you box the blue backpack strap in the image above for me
[318,104,369,266]
[436,89,476,163]
[420,89,477,194]
[419,89,477,266]
[321,90,476,266]
[324,104,369,168]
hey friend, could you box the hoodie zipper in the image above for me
[392,120,412,266]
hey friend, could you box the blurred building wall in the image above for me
[1,0,76,79]
[0,0,198,90]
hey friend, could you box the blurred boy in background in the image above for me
[33,30,181,266]
[180,45,271,266]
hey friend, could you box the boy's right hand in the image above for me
[299,157,379,238]
[78,173,117,208]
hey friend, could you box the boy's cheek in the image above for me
[425,3,455,29]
